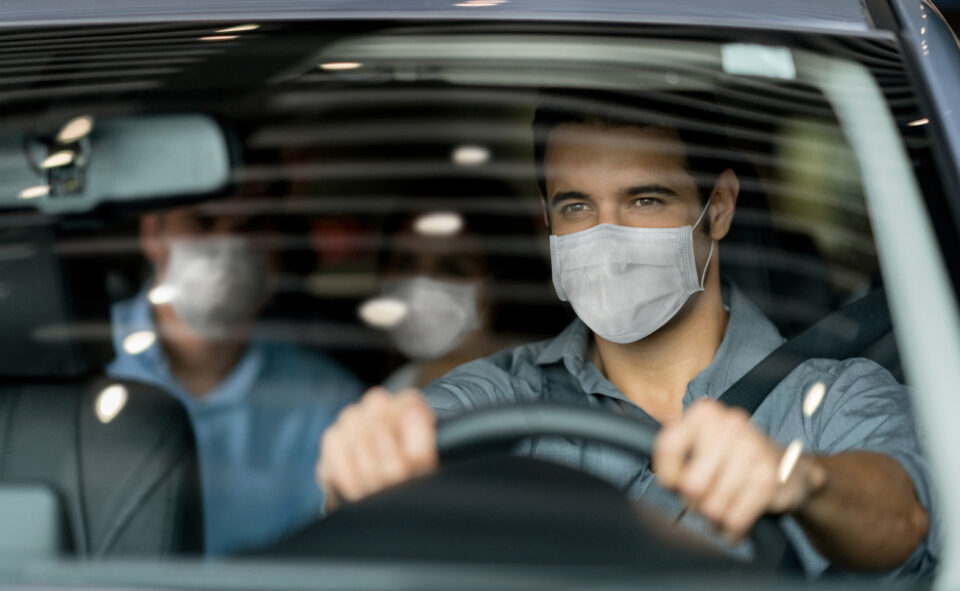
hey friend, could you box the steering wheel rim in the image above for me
[437,402,658,460]
[436,402,802,573]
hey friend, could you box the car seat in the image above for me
[0,223,202,557]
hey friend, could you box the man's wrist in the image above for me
[790,453,829,517]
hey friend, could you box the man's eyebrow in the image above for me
[550,191,590,207]
[624,184,680,197]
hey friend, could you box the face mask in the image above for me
[549,199,714,344]
[161,237,271,338]
[382,276,479,361]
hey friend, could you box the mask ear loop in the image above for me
[692,196,713,230]
[693,197,714,289]
[699,240,715,288]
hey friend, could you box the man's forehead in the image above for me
[545,122,686,154]
[543,123,693,190]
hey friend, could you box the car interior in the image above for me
[0,21,943,579]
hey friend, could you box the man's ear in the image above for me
[139,214,166,269]
[707,169,739,241]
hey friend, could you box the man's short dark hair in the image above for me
[532,88,740,206]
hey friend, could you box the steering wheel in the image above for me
[436,402,802,572]
[263,402,801,575]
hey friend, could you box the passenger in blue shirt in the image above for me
[107,203,363,556]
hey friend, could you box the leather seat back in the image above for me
[0,377,203,556]
[0,223,203,556]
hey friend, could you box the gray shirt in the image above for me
[422,284,938,577]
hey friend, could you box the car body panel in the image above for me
[889,0,960,198]
[0,0,873,33]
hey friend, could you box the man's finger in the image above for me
[327,424,367,504]
[654,399,719,489]
[396,391,438,474]
[678,408,748,501]
[696,435,759,523]
[369,394,410,487]
[318,427,344,511]
[721,466,779,540]
[349,393,400,496]
[335,402,384,501]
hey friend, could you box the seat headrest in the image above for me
[0,223,114,378]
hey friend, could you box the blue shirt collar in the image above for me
[534,281,786,403]
[110,286,265,412]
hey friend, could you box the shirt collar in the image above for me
[535,280,786,402]
[110,284,265,411]
[683,282,786,402]
[110,285,165,371]
[535,317,588,367]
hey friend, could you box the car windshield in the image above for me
[0,21,947,589]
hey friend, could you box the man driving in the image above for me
[314,90,936,576]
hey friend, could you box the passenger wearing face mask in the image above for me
[370,212,509,391]
[107,203,363,556]
[315,91,936,577]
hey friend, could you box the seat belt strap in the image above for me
[718,289,891,415]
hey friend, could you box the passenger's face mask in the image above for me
[382,276,479,361]
[161,237,271,338]
[549,199,715,344]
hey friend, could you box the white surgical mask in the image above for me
[161,237,271,338]
[382,276,479,360]
[549,199,714,344]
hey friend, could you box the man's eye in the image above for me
[632,197,662,208]
[560,203,590,215]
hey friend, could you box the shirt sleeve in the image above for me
[799,358,940,577]
[421,352,543,419]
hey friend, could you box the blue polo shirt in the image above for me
[107,290,363,556]
[422,283,938,577]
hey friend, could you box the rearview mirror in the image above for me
[0,113,232,214]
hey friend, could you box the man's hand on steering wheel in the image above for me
[654,398,827,541]
[317,388,438,513]
[317,391,826,543]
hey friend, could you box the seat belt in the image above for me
[539,291,890,573]
[718,289,891,414]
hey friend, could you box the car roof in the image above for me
[3,0,875,34]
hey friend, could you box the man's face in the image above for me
[158,207,259,240]
[384,228,486,283]
[144,205,270,276]
[543,124,706,236]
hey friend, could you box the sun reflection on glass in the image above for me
[216,24,259,33]
[56,116,94,143]
[802,381,826,417]
[18,185,49,200]
[148,284,179,305]
[451,145,490,166]
[319,62,363,71]
[123,331,156,355]
[358,297,409,329]
[778,439,804,483]
[95,384,128,424]
[413,211,464,237]
[41,150,75,169]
